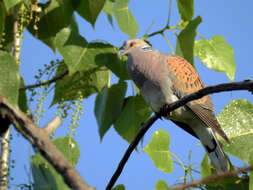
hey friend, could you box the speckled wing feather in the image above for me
[166,55,229,143]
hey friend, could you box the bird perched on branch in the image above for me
[120,39,230,172]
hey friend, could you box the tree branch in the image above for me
[0,8,22,190]
[43,116,62,136]
[0,96,94,190]
[19,70,68,91]
[170,165,253,190]
[106,79,253,190]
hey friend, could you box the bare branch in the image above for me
[43,116,62,136]
[106,79,253,190]
[170,165,253,190]
[0,8,22,190]
[19,70,68,91]
[0,128,10,190]
[0,96,94,190]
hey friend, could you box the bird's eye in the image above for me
[129,42,136,47]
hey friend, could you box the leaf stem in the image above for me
[167,0,172,27]
[169,151,186,170]
[161,33,175,54]
[197,33,207,41]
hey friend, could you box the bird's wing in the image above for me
[166,55,229,143]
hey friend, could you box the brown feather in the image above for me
[166,55,230,143]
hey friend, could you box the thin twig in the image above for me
[19,70,68,91]
[170,166,253,190]
[106,115,159,190]
[0,96,94,190]
[106,79,253,189]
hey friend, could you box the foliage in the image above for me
[0,0,250,189]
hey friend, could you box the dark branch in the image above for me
[0,96,93,190]
[170,165,253,190]
[19,70,68,91]
[106,79,253,190]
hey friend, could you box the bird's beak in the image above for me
[119,48,128,57]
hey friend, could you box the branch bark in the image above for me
[43,116,62,136]
[0,9,21,190]
[106,79,253,190]
[170,165,253,190]
[0,96,93,190]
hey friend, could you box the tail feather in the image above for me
[193,124,229,172]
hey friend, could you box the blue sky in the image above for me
[9,0,253,190]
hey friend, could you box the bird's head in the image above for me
[120,39,150,57]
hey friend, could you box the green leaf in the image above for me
[56,27,129,79]
[155,180,169,190]
[103,0,114,27]
[69,15,79,34]
[114,95,152,143]
[113,0,139,38]
[27,0,74,51]
[194,35,236,81]
[1,14,14,52]
[76,0,105,27]
[103,54,130,80]
[217,99,253,162]
[112,184,126,190]
[201,154,212,179]
[31,137,80,190]
[53,137,80,166]
[95,81,127,140]
[18,77,28,112]
[51,63,107,105]
[176,16,201,65]
[0,2,5,35]
[3,0,22,11]
[143,129,173,173]
[0,51,19,106]
[176,0,194,21]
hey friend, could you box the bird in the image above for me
[120,38,230,172]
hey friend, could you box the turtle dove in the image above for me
[120,39,230,172]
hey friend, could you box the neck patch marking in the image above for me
[141,46,153,52]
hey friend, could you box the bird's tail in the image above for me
[193,124,229,172]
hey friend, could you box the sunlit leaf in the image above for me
[51,63,107,105]
[201,154,212,179]
[113,0,139,38]
[27,0,74,51]
[103,0,114,27]
[114,95,152,143]
[176,0,194,21]
[56,27,129,80]
[176,16,201,65]
[31,137,80,190]
[0,51,19,106]
[194,35,236,81]
[76,0,105,27]
[18,77,28,112]
[143,129,173,173]
[112,184,125,190]
[155,180,169,190]
[217,99,253,162]
[95,81,127,140]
